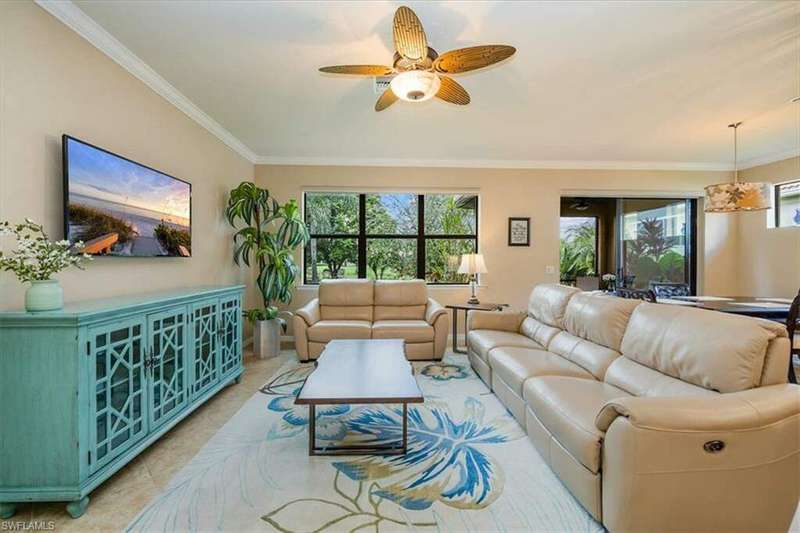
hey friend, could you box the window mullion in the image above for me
[357,194,367,278]
[417,194,425,280]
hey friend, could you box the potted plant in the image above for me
[225,182,309,359]
[0,219,90,311]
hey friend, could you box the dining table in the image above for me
[658,295,792,320]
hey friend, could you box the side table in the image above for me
[445,302,509,354]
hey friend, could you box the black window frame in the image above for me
[303,192,478,285]
[774,179,800,228]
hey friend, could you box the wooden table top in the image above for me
[664,296,792,318]
[294,339,424,405]
[445,302,508,311]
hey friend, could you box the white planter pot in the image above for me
[25,279,64,312]
[254,319,281,359]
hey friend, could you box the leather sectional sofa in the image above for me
[293,279,448,360]
[468,283,799,532]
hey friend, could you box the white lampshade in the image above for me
[390,71,441,102]
[704,182,771,212]
[457,253,488,275]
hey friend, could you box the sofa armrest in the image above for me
[425,298,447,325]
[467,310,525,333]
[595,384,800,432]
[597,384,800,532]
[295,298,320,327]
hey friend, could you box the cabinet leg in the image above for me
[0,503,16,519]
[65,496,89,519]
[234,375,242,384]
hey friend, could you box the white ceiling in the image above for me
[62,1,800,168]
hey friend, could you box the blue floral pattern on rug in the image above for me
[332,397,519,510]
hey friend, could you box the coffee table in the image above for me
[294,339,424,456]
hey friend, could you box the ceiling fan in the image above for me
[319,5,516,111]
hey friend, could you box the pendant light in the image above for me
[704,122,771,213]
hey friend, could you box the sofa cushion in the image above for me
[319,279,374,306]
[320,305,373,321]
[548,331,621,380]
[524,376,630,474]
[467,330,540,362]
[306,320,372,343]
[620,303,788,393]
[374,280,427,305]
[527,284,580,328]
[489,347,594,396]
[372,320,434,343]
[604,356,717,397]
[520,317,561,349]
[319,279,375,321]
[373,280,427,320]
[563,292,641,351]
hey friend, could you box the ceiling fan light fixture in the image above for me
[390,70,441,102]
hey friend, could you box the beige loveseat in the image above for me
[293,279,448,361]
[468,283,799,532]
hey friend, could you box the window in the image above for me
[775,180,800,228]
[304,192,478,284]
[559,216,598,283]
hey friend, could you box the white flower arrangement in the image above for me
[0,219,91,283]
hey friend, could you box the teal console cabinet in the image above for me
[0,286,244,519]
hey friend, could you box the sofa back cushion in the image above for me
[604,357,717,397]
[527,284,580,328]
[520,317,561,348]
[319,279,374,321]
[548,332,621,380]
[563,292,642,351]
[373,280,427,321]
[619,303,789,393]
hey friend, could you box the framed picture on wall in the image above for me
[508,217,530,246]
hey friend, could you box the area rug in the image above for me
[126,353,602,532]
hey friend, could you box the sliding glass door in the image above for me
[617,198,696,292]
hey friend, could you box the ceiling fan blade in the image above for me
[434,45,516,74]
[393,6,428,61]
[319,65,394,76]
[375,88,398,111]
[436,76,470,105]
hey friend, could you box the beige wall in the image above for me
[737,156,800,296]
[0,2,255,312]
[256,164,740,335]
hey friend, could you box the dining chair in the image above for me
[650,281,690,299]
[576,276,600,291]
[787,289,799,384]
[614,288,657,303]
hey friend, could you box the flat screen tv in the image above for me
[63,135,192,257]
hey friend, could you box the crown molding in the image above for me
[35,0,258,163]
[253,155,733,171]
[739,147,800,170]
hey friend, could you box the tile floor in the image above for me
[0,350,288,533]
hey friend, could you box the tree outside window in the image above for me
[304,192,477,284]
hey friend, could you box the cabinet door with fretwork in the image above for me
[189,299,220,399]
[147,306,189,430]
[88,318,148,473]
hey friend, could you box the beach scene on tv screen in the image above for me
[66,138,191,257]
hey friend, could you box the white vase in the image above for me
[254,319,281,359]
[25,279,63,312]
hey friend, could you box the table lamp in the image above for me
[458,253,487,304]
